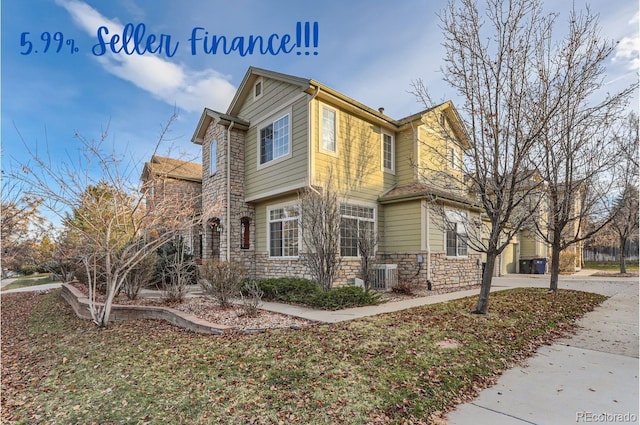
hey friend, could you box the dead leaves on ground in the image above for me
[1,288,606,424]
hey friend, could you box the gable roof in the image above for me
[192,66,470,147]
[397,101,472,150]
[191,108,250,145]
[229,67,401,128]
[142,155,202,183]
[227,67,310,117]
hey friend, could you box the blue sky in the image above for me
[2,0,639,189]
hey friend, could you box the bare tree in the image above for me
[299,169,342,292]
[608,113,640,274]
[413,0,637,311]
[530,7,637,291]
[412,0,555,313]
[357,222,377,291]
[299,113,380,291]
[1,178,46,273]
[11,114,202,326]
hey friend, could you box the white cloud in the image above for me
[614,35,640,71]
[613,11,640,71]
[55,0,236,112]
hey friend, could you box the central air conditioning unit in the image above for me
[372,264,398,290]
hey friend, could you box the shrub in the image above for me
[123,254,156,300]
[199,261,247,307]
[238,280,264,317]
[308,286,381,310]
[251,278,382,310]
[559,252,577,273]
[253,278,321,304]
[391,279,414,295]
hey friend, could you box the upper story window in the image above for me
[254,77,263,100]
[321,106,336,153]
[259,114,290,165]
[340,203,375,257]
[449,147,461,171]
[268,205,299,257]
[445,209,468,257]
[382,131,395,173]
[210,140,217,175]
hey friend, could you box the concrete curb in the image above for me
[60,283,234,335]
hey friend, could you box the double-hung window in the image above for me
[449,147,461,171]
[269,205,299,257]
[260,114,290,165]
[321,106,336,153]
[382,132,394,173]
[445,209,468,257]
[340,204,375,257]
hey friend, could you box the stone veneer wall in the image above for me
[378,252,482,289]
[429,252,482,289]
[253,251,482,289]
[158,178,202,215]
[254,254,312,281]
[201,121,256,277]
[253,255,360,287]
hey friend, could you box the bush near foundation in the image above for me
[252,277,381,310]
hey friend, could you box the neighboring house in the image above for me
[494,174,587,276]
[555,182,586,272]
[141,155,203,259]
[190,66,483,289]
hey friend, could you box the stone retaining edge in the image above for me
[60,283,234,335]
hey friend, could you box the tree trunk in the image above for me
[549,245,561,292]
[474,253,496,314]
[98,285,116,327]
[619,236,628,274]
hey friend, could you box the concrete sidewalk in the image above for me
[447,274,639,425]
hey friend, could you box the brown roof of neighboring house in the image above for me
[143,155,202,182]
[379,182,482,209]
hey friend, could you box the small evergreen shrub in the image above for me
[308,286,381,310]
[253,278,321,304]
[251,278,382,310]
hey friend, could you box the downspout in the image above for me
[307,86,320,188]
[226,121,235,261]
[425,202,432,289]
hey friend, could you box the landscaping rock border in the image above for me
[61,283,238,335]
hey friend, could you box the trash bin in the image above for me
[532,258,547,274]
[519,259,532,274]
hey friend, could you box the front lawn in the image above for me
[584,261,639,272]
[1,288,605,424]
[1,276,56,291]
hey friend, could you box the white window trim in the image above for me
[253,77,263,101]
[256,107,293,170]
[319,103,338,156]
[444,209,469,258]
[381,130,395,174]
[339,200,377,258]
[210,139,217,176]
[266,201,301,259]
